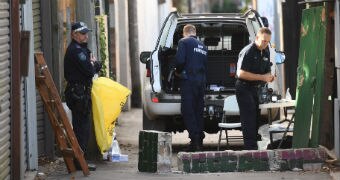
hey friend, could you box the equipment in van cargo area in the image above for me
[140,10,284,133]
[160,24,249,94]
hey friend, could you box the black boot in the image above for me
[184,141,197,152]
[187,137,201,152]
[87,163,97,171]
[193,137,202,152]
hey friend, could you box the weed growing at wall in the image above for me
[96,15,108,77]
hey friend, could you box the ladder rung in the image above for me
[48,99,56,103]
[36,75,46,79]
[61,148,74,157]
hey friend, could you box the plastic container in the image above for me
[110,154,121,162]
[108,138,121,162]
[119,154,128,162]
[111,139,121,155]
[285,88,292,100]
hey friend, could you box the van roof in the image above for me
[178,13,246,24]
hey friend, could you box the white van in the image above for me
[140,9,285,133]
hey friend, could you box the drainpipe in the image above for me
[10,0,22,179]
[128,0,141,107]
[334,0,340,158]
[188,0,192,13]
[252,0,257,10]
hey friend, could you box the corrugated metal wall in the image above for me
[32,0,45,155]
[21,72,28,172]
[0,1,11,179]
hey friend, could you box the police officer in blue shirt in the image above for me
[64,21,101,170]
[236,27,274,150]
[175,24,208,152]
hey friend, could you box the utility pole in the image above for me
[76,0,97,59]
[128,0,141,107]
[252,0,257,10]
[188,0,192,13]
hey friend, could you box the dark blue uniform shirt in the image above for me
[64,40,101,85]
[175,35,208,83]
[237,42,271,85]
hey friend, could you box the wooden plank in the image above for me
[310,4,327,147]
[292,7,314,148]
[11,0,22,179]
[292,6,321,148]
[293,4,329,148]
[317,2,335,149]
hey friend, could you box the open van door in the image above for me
[244,9,266,41]
[150,12,179,93]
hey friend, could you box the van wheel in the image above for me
[143,111,166,131]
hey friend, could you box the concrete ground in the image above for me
[36,108,337,180]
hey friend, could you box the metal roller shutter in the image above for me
[0,1,11,179]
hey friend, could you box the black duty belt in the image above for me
[67,82,92,91]
[187,69,205,75]
[236,79,261,88]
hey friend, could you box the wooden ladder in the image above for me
[34,52,90,176]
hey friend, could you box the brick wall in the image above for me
[177,148,327,173]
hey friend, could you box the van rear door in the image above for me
[244,9,266,41]
[150,12,178,93]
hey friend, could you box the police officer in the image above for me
[236,27,274,150]
[175,24,208,152]
[64,21,101,170]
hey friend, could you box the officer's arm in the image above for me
[88,50,102,73]
[73,49,95,77]
[175,40,186,73]
[238,70,273,82]
[93,61,102,73]
[238,50,274,82]
[264,49,272,73]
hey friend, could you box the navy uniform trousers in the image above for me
[180,79,205,145]
[235,80,261,150]
[65,83,92,153]
[72,102,91,153]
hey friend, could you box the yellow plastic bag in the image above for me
[91,77,131,154]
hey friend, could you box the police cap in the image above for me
[71,21,91,33]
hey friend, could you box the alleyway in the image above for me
[37,108,333,180]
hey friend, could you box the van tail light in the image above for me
[229,63,236,77]
[146,68,151,77]
[151,97,159,103]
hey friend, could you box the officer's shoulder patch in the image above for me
[75,44,81,49]
[77,52,87,61]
